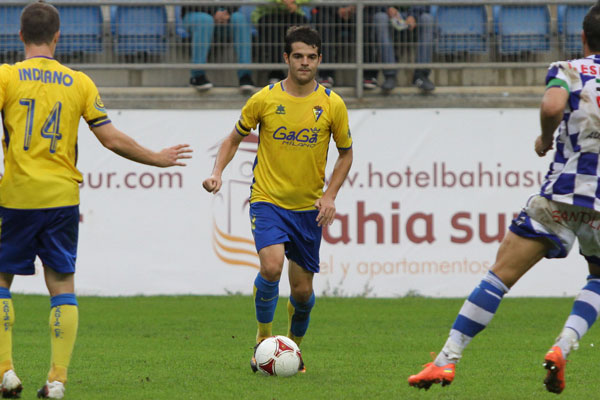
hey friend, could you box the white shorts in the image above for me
[510,194,600,264]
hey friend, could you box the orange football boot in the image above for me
[543,346,566,394]
[297,352,306,373]
[408,361,455,390]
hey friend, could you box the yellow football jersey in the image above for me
[236,82,352,210]
[0,56,110,209]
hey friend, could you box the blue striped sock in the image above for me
[435,271,509,365]
[564,274,600,340]
[253,274,279,324]
[289,293,315,338]
[450,271,508,344]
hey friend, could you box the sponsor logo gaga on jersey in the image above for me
[272,126,320,148]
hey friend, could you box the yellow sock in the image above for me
[253,283,275,343]
[256,322,273,343]
[48,304,78,383]
[0,297,15,377]
[286,299,303,347]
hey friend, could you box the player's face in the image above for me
[284,42,321,85]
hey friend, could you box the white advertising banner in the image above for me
[9,109,589,297]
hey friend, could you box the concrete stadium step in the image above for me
[98,86,545,109]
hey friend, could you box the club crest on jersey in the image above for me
[94,95,106,113]
[313,105,323,122]
[276,104,286,115]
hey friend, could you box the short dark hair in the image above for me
[284,25,322,56]
[583,4,600,52]
[20,1,60,45]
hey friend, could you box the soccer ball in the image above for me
[254,335,302,377]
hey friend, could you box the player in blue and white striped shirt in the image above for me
[409,3,600,394]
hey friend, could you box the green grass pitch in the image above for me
[7,294,599,399]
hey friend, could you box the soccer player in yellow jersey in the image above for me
[0,2,192,399]
[203,25,353,373]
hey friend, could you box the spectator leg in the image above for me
[373,11,397,79]
[313,7,337,80]
[231,11,252,79]
[183,12,215,78]
[415,12,434,78]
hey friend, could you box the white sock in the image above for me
[554,327,579,358]
[434,337,464,366]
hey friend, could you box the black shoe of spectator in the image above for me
[381,76,396,93]
[363,77,378,90]
[413,70,435,92]
[318,76,334,88]
[190,75,213,91]
[239,74,256,94]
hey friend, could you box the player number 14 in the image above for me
[19,98,63,153]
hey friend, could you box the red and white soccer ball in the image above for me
[254,335,302,377]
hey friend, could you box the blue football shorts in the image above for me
[509,194,600,264]
[0,206,79,275]
[249,202,322,273]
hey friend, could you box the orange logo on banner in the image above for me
[212,220,259,269]
[210,132,260,270]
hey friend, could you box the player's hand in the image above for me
[535,135,553,157]
[156,144,193,167]
[315,196,336,227]
[203,175,222,194]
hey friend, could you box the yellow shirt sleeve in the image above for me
[0,64,11,110]
[330,91,352,149]
[236,87,268,136]
[78,71,110,128]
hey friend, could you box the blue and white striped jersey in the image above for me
[541,55,600,211]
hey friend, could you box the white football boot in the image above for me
[1,369,23,398]
[37,381,65,399]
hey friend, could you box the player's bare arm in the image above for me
[536,87,569,157]
[91,123,192,167]
[203,128,245,194]
[315,148,353,227]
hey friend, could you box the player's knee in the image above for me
[259,264,283,282]
[290,284,312,303]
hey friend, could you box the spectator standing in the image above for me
[182,5,256,94]
[252,0,311,84]
[371,5,435,92]
[312,5,379,89]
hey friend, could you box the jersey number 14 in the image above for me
[19,98,63,154]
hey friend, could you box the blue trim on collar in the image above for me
[25,55,55,60]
